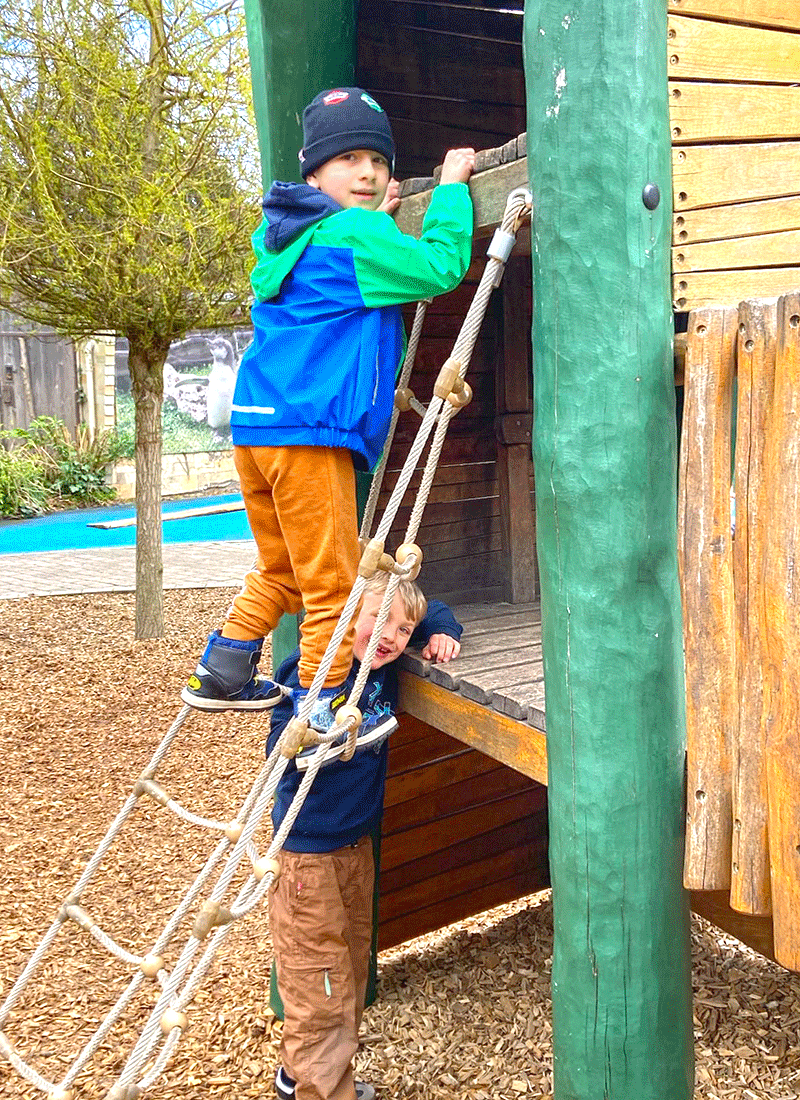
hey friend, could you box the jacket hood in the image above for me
[262,181,342,251]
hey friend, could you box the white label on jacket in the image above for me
[231,404,276,415]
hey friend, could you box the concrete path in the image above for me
[0,540,258,600]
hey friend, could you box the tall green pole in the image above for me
[523,4,694,1098]
[242,0,356,665]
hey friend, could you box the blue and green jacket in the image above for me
[231,181,473,470]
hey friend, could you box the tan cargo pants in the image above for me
[269,837,375,1100]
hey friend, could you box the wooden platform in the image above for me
[394,599,780,965]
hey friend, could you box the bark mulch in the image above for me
[1,591,799,1099]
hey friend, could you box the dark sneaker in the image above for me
[275,1066,375,1100]
[294,709,398,771]
[181,631,285,712]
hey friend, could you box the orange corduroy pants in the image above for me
[222,445,360,687]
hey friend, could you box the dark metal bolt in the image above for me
[642,183,660,211]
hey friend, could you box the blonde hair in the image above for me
[363,572,427,626]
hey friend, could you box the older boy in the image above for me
[182,88,473,725]
[268,575,462,1100]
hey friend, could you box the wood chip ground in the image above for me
[1,591,799,1099]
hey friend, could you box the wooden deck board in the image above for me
[401,600,545,719]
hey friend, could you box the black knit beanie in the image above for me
[299,88,395,179]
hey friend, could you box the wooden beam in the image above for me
[398,672,548,785]
[669,14,800,82]
[673,141,800,211]
[673,228,800,274]
[690,891,776,962]
[670,81,800,144]
[496,255,538,602]
[673,268,800,311]
[673,195,800,247]
[394,158,529,239]
[668,0,800,33]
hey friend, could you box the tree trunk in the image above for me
[127,333,170,639]
[524,1,694,1097]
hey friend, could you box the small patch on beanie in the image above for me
[360,93,382,112]
[323,90,349,106]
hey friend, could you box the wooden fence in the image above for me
[679,289,800,970]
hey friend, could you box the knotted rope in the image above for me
[0,187,532,1100]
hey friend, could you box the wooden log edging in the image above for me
[679,307,737,891]
[764,292,800,970]
[731,297,776,916]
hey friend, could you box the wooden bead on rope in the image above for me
[446,379,472,411]
[280,716,310,757]
[433,357,462,400]
[357,536,395,578]
[105,1084,141,1100]
[394,386,414,411]
[160,1008,188,1036]
[395,543,423,581]
[224,820,243,843]
[192,900,232,940]
[140,953,164,979]
[334,704,362,732]
[253,855,281,883]
[48,1089,74,1100]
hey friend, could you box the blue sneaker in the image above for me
[293,687,397,771]
[181,632,284,712]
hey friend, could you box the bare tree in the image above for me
[0,0,258,636]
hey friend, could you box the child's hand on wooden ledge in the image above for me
[422,634,461,663]
[439,148,475,186]
[377,177,400,215]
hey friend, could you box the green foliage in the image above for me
[0,446,51,517]
[0,417,127,516]
[115,391,228,456]
[0,0,258,345]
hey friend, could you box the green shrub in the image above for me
[0,416,127,516]
[0,445,50,517]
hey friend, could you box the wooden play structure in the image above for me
[243,0,800,1097]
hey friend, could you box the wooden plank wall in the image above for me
[378,714,550,949]
[357,0,525,181]
[357,1,530,604]
[668,1,800,310]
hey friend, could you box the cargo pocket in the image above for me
[277,958,346,1037]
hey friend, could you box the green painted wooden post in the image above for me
[241,0,384,1022]
[523,3,694,1098]
[242,0,357,667]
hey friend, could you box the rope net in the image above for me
[0,188,532,1100]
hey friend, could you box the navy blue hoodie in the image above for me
[267,600,462,851]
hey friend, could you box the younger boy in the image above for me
[182,87,474,726]
[267,575,462,1100]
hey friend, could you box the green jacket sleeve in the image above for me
[318,182,474,307]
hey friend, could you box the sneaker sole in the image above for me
[294,717,398,770]
[180,689,283,712]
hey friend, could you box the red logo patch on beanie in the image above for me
[323,90,349,106]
